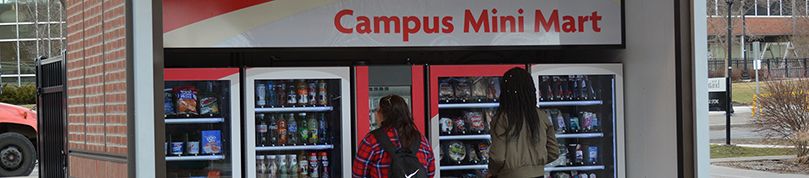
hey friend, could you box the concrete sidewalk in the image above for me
[711,155,809,178]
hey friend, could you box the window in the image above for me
[19,41,36,74]
[0,1,15,23]
[1,76,19,86]
[0,41,18,75]
[0,25,16,39]
[18,24,36,38]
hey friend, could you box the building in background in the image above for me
[0,0,65,86]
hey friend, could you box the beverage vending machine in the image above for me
[428,65,523,178]
[245,67,351,178]
[531,64,625,178]
[163,68,242,177]
[354,65,426,148]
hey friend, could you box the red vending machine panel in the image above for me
[354,65,425,148]
[428,65,523,178]
[164,68,242,178]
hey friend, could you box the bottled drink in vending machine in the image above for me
[257,81,267,107]
[317,80,328,105]
[287,80,298,105]
[299,153,309,178]
[299,113,310,145]
[319,113,328,144]
[257,155,266,177]
[288,113,299,145]
[579,76,589,100]
[268,155,278,178]
[308,81,318,105]
[277,115,288,145]
[320,152,329,178]
[257,114,268,146]
[278,155,288,177]
[296,80,309,105]
[308,113,319,144]
[277,81,287,106]
[542,76,554,101]
[289,154,299,178]
[570,75,579,100]
[269,114,278,145]
[268,81,277,106]
[309,152,320,178]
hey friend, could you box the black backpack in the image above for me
[372,129,428,178]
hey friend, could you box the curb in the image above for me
[710,155,795,163]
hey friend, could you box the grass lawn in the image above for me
[711,144,795,159]
[731,82,760,105]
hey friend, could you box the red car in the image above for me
[0,102,37,176]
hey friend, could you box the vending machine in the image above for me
[354,65,426,148]
[531,64,625,178]
[163,68,242,178]
[428,65,523,178]
[245,67,351,178]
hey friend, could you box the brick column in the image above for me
[65,0,129,177]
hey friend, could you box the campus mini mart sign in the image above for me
[163,0,624,48]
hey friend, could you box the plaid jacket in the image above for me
[352,128,436,178]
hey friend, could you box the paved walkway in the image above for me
[711,155,809,178]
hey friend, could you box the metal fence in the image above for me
[36,54,67,178]
[708,58,809,80]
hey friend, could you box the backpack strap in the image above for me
[372,129,398,154]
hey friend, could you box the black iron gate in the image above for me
[36,54,67,178]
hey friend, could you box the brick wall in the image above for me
[65,0,129,177]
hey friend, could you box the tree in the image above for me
[754,79,809,163]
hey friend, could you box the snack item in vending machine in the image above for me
[287,80,298,105]
[308,81,318,105]
[555,112,567,133]
[453,116,467,134]
[454,78,472,100]
[187,138,200,155]
[164,88,175,116]
[309,152,320,178]
[174,86,199,116]
[581,112,592,132]
[447,141,467,164]
[569,116,581,132]
[171,141,183,156]
[484,109,496,132]
[590,173,596,178]
[574,144,585,165]
[478,142,490,163]
[438,79,454,100]
[580,172,589,178]
[588,146,599,165]
[471,77,489,99]
[320,152,330,178]
[467,143,480,164]
[590,113,600,131]
[288,113,299,145]
[199,96,220,116]
[317,80,329,105]
[466,111,485,134]
[488,77,500,100]
[277,81,288,106]
[308,114,319,144]
[201,130,222,154]
[439,117,453,135]
[296,80,309,105]
[267,81,277,106]
[278,115,288,145]
[549,144,569,166]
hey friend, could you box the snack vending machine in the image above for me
[163,68,242,177]
[354,65,426,148]
[531,64,625,178]
[428,65,523,178]
[245,67,351,178]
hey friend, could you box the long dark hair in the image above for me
[378,95,421,147]
[495,67,541,142]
